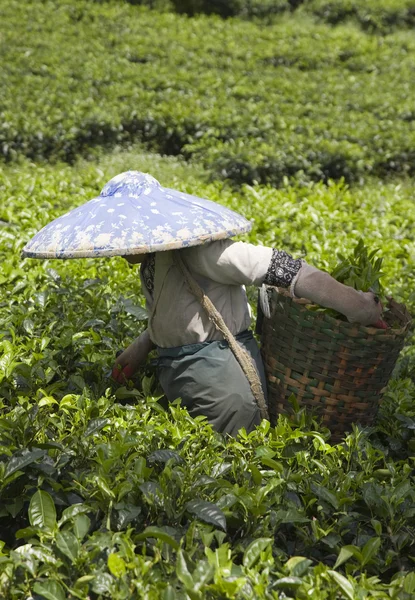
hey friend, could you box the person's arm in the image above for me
[111,329,155,383]
[185,240,383,326]
[292,263,383,326]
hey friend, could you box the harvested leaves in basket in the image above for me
[330,238,384,296]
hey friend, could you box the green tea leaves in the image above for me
[33,581,65,600]
[243,538,272,568]
[4,448,44,479]
[28,490,56,532]
[185,500,227,531]
[330,238,384,295]
[108,553,127,578]
[56,531,80,562]
[328,570,355,600]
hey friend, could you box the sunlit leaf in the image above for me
[243,538,272,568]
[28,490,56,532]
[108,553,127,578]
[185,499,227,531]
[4,448,44,479]
[56,530,79,562]
[176,549,194,589]
[361,537,381,566]
[84,418,110,437]
[33,580,65,600]
[328,570,355,600]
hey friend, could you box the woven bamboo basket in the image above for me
[260,286,412,440]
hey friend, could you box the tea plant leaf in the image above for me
[260,456,284,472]
[147,449,184,466]
[123,302,148,320]
[361,537,381,566]
[135,526,180,550]
[163,586,176,600]
[38,396,58,407]
[248,463,262,485]
[74,575,95,589]
[23,318,34,334]
[192,559,215,589]
[28,490,56,532]
[362,482,389,518]
[311,484,339,509]
[73,514,91,540]
[56,530,79,562]
[274,508,309,524]
[92,572,113,594]
[404,572,415,594]
[96,476,116,499]
[393,480,412,501]
[15,526,39,540]
[139,481,164,506]
[84,418,110,437]
[176,549,194,589]
[33,580,65,600]
[108,553,127,578]
[211,462,232,477]
[286,556,313,577]
[328,570,355,600]
[334,545,359,569]
[273,577,303,590]
[4,448,44,478]
[243,538,272,568]
[6,497,24,518]
[370,519,382,536]
[185,499,227,531]
[58,503,91,527]
[113,502,141,529]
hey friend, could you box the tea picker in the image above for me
[22,171,384,436]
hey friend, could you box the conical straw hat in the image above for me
[22,171,252,259]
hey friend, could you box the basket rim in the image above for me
[265,285,412,336]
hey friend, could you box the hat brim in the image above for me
[22,182,252,259]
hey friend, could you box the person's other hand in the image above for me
[111,347,139,383]
[111,330,155,383]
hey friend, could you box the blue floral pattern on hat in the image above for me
[22,171,252,259]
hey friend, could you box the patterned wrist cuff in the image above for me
[264,249,302,289]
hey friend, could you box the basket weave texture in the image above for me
[261,287,412,440]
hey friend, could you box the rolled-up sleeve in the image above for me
[183,239,303,290]
[182,240,274,286]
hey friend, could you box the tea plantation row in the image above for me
[126,0,415,31]
[1,0,415,185]
[1,151,415,597]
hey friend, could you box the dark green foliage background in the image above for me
[1,1,415,598]
[1,0,415,185]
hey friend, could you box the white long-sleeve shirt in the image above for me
[140,239,301,348]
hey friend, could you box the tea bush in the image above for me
[169,0,415,30]
[1,0,415,595]
[1,0,415,185]
[302,0,415,32]
[1,153,415,597]
[169,0,292,18]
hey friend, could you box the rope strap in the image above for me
[173,251,269,421]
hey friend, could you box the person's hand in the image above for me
[346,290,384,327]
[111,330,155,383]
[294,263,385,326]
[111,351,135,383]
[373,318,388,329]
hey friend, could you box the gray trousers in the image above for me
[156,330,267,436]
